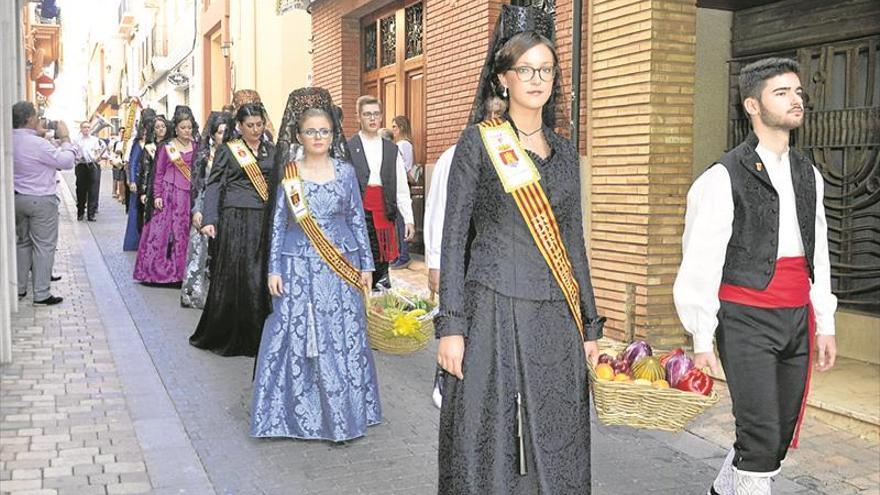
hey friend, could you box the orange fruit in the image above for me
[652,379,670,389]
[613,373,631,382]
[595,363,614,380]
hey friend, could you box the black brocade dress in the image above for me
[436,124,604,494]
[189,142,275,357]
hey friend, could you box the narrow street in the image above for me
[0,169,826,494]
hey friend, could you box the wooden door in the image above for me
[362,1,426,253]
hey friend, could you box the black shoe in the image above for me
[87,216,96,222]
[51,275,61,282]
[33,295,63,306]
[18,291,26,299]
[77,214,84,221]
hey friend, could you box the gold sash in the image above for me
[282,163,364,291]
[227,140,269,202]
[477,118,584,339]
[165,143,191,181]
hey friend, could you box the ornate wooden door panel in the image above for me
[730,36,880,313]
[362,1,426,252]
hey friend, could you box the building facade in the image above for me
[0,0,65,363]
[204,0,312,126]
[309,0,880,359]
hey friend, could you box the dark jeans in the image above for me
[716,301,810,474]
[75,162,101,218]
[395,208,410,263]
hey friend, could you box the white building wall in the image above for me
[0,0,26,363]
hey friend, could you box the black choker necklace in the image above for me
[518,126,542,137]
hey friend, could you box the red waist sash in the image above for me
[362,186,399,263]
[718,256,814,448]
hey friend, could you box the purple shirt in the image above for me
[13,128,76,196]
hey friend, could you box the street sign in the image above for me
[35,74,55,97]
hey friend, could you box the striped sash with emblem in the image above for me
[477,118,584,339]
[227,140,269,201]
[165,143,191,181]
[282,163,364,291]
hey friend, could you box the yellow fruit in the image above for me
[632,356,665,382]
[595,363,614,381]
[613,373,631,382]
[633,378,652,386]
[652,379,670,389]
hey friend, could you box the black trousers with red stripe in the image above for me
[716,301,810,474]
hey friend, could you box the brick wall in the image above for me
[423,0,505,161]
[310,0,361,137]
[423,0,589,161]
[589,0,695,346]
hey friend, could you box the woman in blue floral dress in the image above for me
[250,87,381,442]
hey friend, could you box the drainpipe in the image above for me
[570,0,583,153]
[138,0,199,99]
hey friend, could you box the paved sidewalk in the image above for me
[1,176,212,495]
[1,194,152,494]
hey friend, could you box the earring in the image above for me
[503,87,508,98]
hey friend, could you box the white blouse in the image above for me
[673,143,837,354]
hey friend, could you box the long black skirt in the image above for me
[438,281,591,494]
[189,207,270,357]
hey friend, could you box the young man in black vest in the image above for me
[674,58,838,495]
[347,95,414,290]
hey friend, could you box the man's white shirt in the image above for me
[673,142,837,354]
[73,133,105,163]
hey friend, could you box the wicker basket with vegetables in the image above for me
[366,290,437,355]
[588,339,719,432]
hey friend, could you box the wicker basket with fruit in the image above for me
[588,339,719,432]
[366,290,437,355]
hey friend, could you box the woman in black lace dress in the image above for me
[189,103,275,357]
[435,6,605,494]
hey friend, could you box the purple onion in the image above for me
[622,340,653,366]
[665,353,695,387]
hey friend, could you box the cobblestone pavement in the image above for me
[2,169,830,494]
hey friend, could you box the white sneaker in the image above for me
[711,448,736,495]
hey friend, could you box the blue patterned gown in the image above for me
[251,159,382,441]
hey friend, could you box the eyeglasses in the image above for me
[508,65,557,82]
[361,111,382,120]
[302,128,332,138]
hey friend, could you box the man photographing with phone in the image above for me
[11,101,76,306]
